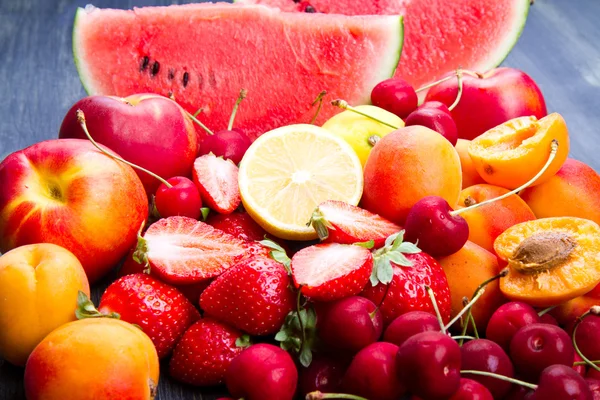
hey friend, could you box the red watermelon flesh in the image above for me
[73,3,404,141]
[235,0,531,89]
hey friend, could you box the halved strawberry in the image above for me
[309,200,402,248]
[200,256,295,335]
[291,243,373,302]
[193,153,240,214]
[134,216,268,285]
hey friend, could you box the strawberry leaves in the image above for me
[307,207,333,241]
[371,230,421,286]
[259,237,291,273]
[275,302,318,368]
[75,290,120,320]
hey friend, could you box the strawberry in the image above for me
[309,200,402,248]
[134,216,268,285]
[291,242,373,302]
[200,256,295,335]
[97,273,200,359]
[192,153,240,214]
[169,318,250,386]
[206,209,268,242]
[360,231,451,326]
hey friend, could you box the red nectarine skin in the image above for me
[0,139,148,283]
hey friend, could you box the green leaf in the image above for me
[200,207,210,221]
[270,250,291,271]
[299,344,313,367]
[307,208,331,241]
[387,251,413,267]
[397,241,421,254]
[353,239,375,249]
[259,238,286,253]
[370,264,379,286]
[274,331,289,342]
[390,230,406,251]
[384,231,401,248]
[75,291,119,320]
[235,334,252,348]
[376,256,394,285]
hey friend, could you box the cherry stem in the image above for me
[228,89,247,131]
[425,285,446,334]
[452,335,476,341]
[452,140,559,217]
[296,289,307,353]
[76,110,172,188]
[415,67,481,93]
[186,111,215,136]
[572,307,600,372]
[448,69,464,111]
[538,305,557,317]
[193,108,203,117]
[330,99,400,130]
[310,90,327,125]
[306,391,369,400]
[574,360,600,366]
[461,370,537,391]
[444,288,486,331]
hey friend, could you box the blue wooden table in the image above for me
[1,0,599,399]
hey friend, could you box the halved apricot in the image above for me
[494,217,600,307]
[468,113,569,190]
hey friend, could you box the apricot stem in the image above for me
[310,90,328,125]
[461,370,538,391]
[444,288,486,331]
[306,392,369,400]
[76,110,173,188]
[228,89,247,130]
[451,140,559,217]
[330,99,400,130]
[572,307,600,372]
[425,285,446,334]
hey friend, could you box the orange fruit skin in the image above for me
[456,184,536,254]
[468,113,569,190]
[520,158,600,225]
[362,125,462,224]
[456,139,485,189]
[551,282,600,326]
[24,318,159,400]
[437,241,506,333]
[494,217,600,307]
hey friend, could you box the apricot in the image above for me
[24,318,159,400]
[0,243,90,366]
[362,125,462,224]
[468,113,569,190]
[494,217,600,307]
[520,158,600,225]
[551,282,600,326]
[456,139,485,189]
[455,184,536,254]
[437,241,506,333]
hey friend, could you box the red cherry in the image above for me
[538,313,559,326]
[586,377,600,400]
[504,385,535,400]
[199,129,251,165]
[383,311,440,347]
[530,364,592,400]
[405,106,458,146]
[396,331,461,399]
[485,301,541,352]
[403,196,469,257]
[574,314,600,361]
[298,355,347,397]
[574,353,587,378]
[460,339,514,398]
[155,176,202,219]
[418,100,452,114]
[317,296,383,354]
[449,378,494,400]
[370,78,418,119]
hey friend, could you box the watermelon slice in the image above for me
[72,3,403,141]
[235,0,531,89]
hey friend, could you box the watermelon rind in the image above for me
[72,5,94,95]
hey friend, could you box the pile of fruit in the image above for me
[2,2,600,400]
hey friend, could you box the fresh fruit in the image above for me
[370,77,418,119]
[455,184,536,254]
[510,323,575,382]
[225,343,298,400]
[494,217,600,307]
[437,241,506,333]
[530,364,593,400]
[468,113,569,190]
[24,318,159,400]
[135,216,268,285]
[405,102,458,146]
[200,257,295,335]
[72,3,404,140]
[552,283,600,326]
[426,67,547,140]
[155,176,202,219]
[343,342,405,400]
[317,296,383,354]
[236,0,531,90]
[309,200,401,248]
[239,124,363,240]
[0,244,90,366]
[291,243,373,302]
[0,139,148,283]
[58,94,198,195]
[573,314,600,362]
[456,139,486,189]
[520,158,600,225]
[382,311,440,347]
[193,153,241,214]
[206,210,269,242]
[321,104,404,167]
[460,339,515,398]
[98,273,200,358]
[362,125,462,224]
[450,379,494,400]
[587,378,600,400]
[485,301,541,352]
[396,331,461,399]
[169,318,248,387]
[298,355,347,397]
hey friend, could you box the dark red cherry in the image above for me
[396,331,461,399]
[418,100,451,115]
[504,385,535,400]
[155,176,202,219]
[485,301,541,352]
[574,353,587,378]
[370,78,418,119]
[586,377,600,400]
[298,355,347,397]
[574,315,600,361]
[405,107,458,146]
[449,378,494,400]
[530,364,592,400]
[199,129,251,165]
[538,313,559,326]
[461,339,515,399]
[383,311,440,347]
[403,196,469,257]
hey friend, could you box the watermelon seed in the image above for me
[183,72,190,88]
[151,61,160,76]
[209,70,217,88]
[168,69,175,80]
[140,56,149,72]
[305,5,316,13]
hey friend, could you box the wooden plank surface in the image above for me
[1,0,600,399]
